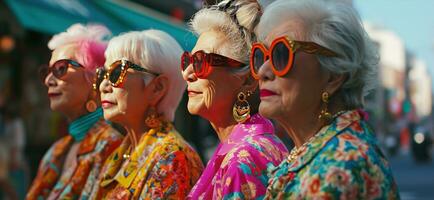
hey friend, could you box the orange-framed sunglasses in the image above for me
[250,36,338,79]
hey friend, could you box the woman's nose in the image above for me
[182,63,198,82]
[44,72,57,87]
[99,78,113,94]
[257,59,275,81]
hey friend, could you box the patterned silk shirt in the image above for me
[188,114,289,200]
[265,110,400,199]
[89,122,204,199]
[27,118,123,200]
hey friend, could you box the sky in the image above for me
[354,0,434,83]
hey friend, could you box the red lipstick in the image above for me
[48,93,61,98]
[260,89,277,98]
[187,90,202,97]
[101,100,115,109]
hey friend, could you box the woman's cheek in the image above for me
[203,86,214,109]
[115,90,128,115]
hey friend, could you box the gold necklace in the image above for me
[287,131,321,163]
[287,110,348,163]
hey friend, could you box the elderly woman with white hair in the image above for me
[182,0,288,199]
[248,0,400,199]
[27,24,123,200]
[89,30,203,199]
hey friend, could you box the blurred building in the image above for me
[364,21,433,154]
[408,57,432,121]
[364,22,407,130]
[131,0,201,21]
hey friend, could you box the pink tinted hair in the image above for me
[48,23,111,83]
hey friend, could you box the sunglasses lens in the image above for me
[181,53,190,71]
[253,48,265,74]
[193,52,205,76]
[271,42,291,72]
[109,64,122,85]
[52,60,69,79]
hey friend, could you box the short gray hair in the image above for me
[105,30,185,121]
[257,0,379,109]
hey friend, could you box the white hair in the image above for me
[257,0,379,109]
[190,0,263,64]
[105,30,185,121]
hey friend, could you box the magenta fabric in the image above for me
[188,114,289,199]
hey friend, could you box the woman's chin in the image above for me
[259,102,278,119]
[49,98,68,112]
[103,111,120,123]
[187,101,203,116]
[187,107,200,116]
[49,103,62,112]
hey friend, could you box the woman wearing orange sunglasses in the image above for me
[251,0,400,199]
[27,24,123,200]
[182,0,288,199]
[88,30,203,199]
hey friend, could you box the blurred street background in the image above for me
[0,0,433,199]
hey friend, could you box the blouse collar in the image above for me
[68,107,103,141]
[100,120,174,188]
[282,109,363,172]
[217,114,274,156]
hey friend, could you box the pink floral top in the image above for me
[187,114,289,199]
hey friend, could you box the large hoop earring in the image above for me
[86,71,100,113]
[233,91,252,123]
[318,91,332,123]
[86,100,97,112]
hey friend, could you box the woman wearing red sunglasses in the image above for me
[183,0,289,199]
[89,30,203,199]
[251,0,400,199]
[27,24,123,200]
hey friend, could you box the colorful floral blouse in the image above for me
[265,110,400,199]
[89,122,204,199]
[187,114,289,200]
[27,115,123,200]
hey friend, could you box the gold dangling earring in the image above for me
[318,91,332,124]
[145,107,162,129]
[233,91,252,123]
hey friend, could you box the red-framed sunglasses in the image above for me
[39,59,83,82]
[250,36,339,79]
[103,59,159,87]
[181,50,246,79]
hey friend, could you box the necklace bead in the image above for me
[123,154,130,160]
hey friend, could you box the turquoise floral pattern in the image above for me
[265,110,400,199]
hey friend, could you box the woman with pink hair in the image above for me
[26,24,123,200]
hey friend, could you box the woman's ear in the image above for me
[325,73,347,96]
[145,75,169,107]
